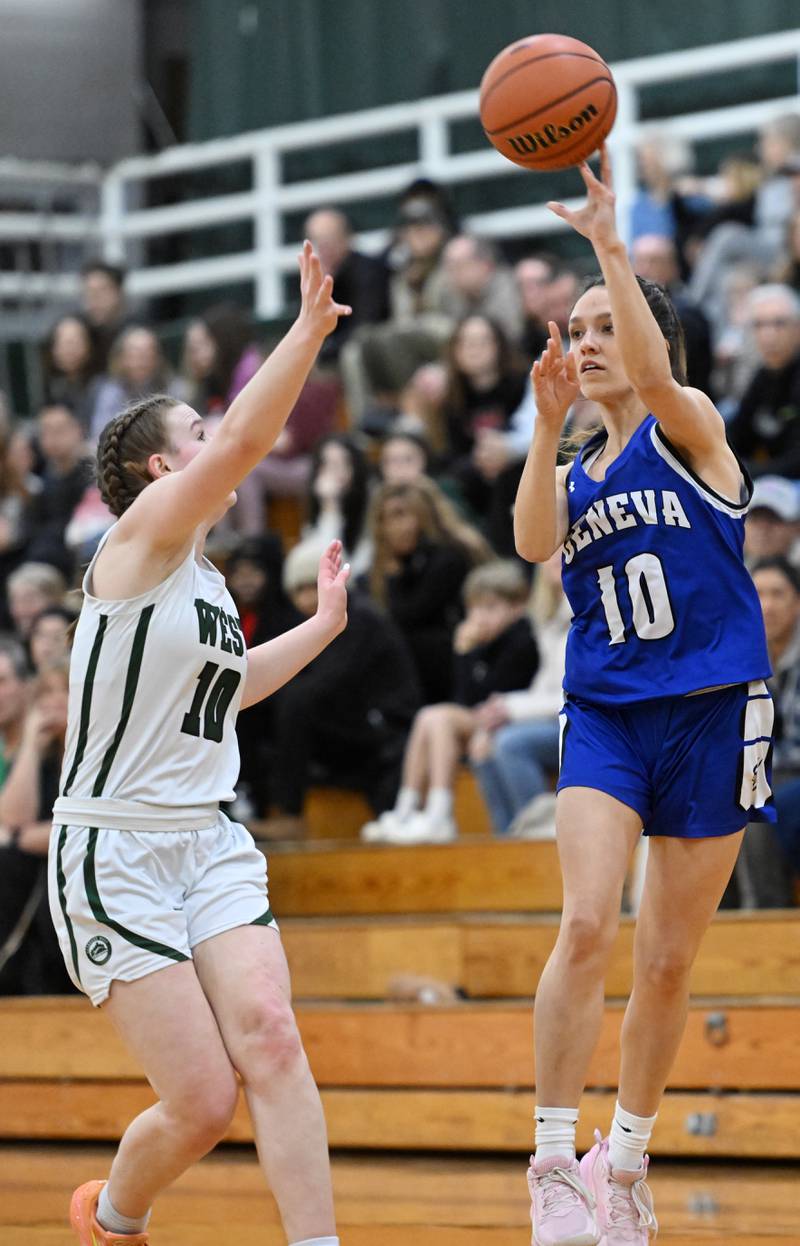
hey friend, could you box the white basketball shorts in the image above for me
[48,810,277,1006]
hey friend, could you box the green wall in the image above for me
[189,0,800,140]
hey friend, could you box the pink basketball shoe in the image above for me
[579,1131,658,1243]
[527,1154,600,1246]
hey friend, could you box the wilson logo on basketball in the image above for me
[507,103,600,156]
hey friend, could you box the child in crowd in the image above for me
[362,559,539,844]
[469,550,570,834]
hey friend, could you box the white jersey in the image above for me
[53,527,247,830]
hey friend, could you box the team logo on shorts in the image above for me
[85,935,112,965]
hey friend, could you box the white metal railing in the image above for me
[2,29,800,320]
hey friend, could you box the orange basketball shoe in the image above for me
[70,1181,150,1246]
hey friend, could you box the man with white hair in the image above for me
[728,284,800,479]
[441,235,524,343]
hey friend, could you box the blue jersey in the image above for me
[561,415,771,703]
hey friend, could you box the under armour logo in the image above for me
[568,481,576,492]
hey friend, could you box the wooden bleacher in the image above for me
[1,835,798,1159]
[303,767,493,839]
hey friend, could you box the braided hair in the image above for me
[97,394,182,517]
[581,274,688,385]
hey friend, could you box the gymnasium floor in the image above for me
[3,1145,799,1245]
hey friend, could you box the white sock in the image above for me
[608,1100,657,1173]
[96,1185,151,1235]
[290,1238,339,1246]
[534,1104,579,1162]
[394,786,420,819]
[424,787,453,820]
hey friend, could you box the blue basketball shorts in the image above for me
[556,680,776,838]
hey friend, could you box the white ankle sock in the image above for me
[608,1100,657,1172]
[534,1104,579,1162]
[424,787,453,820]
[289,1238,339,1246]
[394,787,420,819]
[96,1185,151,1235]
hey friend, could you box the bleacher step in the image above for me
[279,910,800,999]
[2,1082,799,1157]
[264,837,563,915]
[2,997,798,1089]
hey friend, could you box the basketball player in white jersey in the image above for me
[50,243,351,1246]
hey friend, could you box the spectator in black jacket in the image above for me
[26,404,93,575]
[227,535,297,818]
[728,284,800,479]
[361,560,539,845]
[305,207,390,365]
[262,539,422,839]
[366,477,490,702]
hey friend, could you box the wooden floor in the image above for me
[2,1144,798,1245]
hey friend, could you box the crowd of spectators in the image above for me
[4,114,800,992]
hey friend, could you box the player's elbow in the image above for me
[631,371,677,407]
[514,528,554,564]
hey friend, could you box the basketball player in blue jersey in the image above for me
[51,244,352,1246]
[516,148,775,1246]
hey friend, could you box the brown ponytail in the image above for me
[96,394,181,517]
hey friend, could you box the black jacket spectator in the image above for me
[27,401,94,576]
[305,207,391,364]
[323,250,390,363]
[270,595,421,816]
[728,352,800,479]
[384,539,471,703]
[453,615,540,707]
[672,292,714,397]
[228,535,297,817]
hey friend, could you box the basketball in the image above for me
[479,34,617,171]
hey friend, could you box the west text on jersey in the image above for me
[193,598,245,656]
[563,489,691,564]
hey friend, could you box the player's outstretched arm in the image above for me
[132,243,351,549]
[547,147,727,461]
[514,324,574,562]
[239,541,350,710]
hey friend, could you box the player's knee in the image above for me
[167,1067,239,1150]
[417,703,445,727]
[234,990,306,1083]
[558,910,617,968]
[637,945,693,994]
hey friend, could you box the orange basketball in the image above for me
[479,34,617,171]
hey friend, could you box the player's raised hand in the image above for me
[531,321,580,430]
[297,239,352,338]
[546,144,619,250]
[315,539,350,638]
